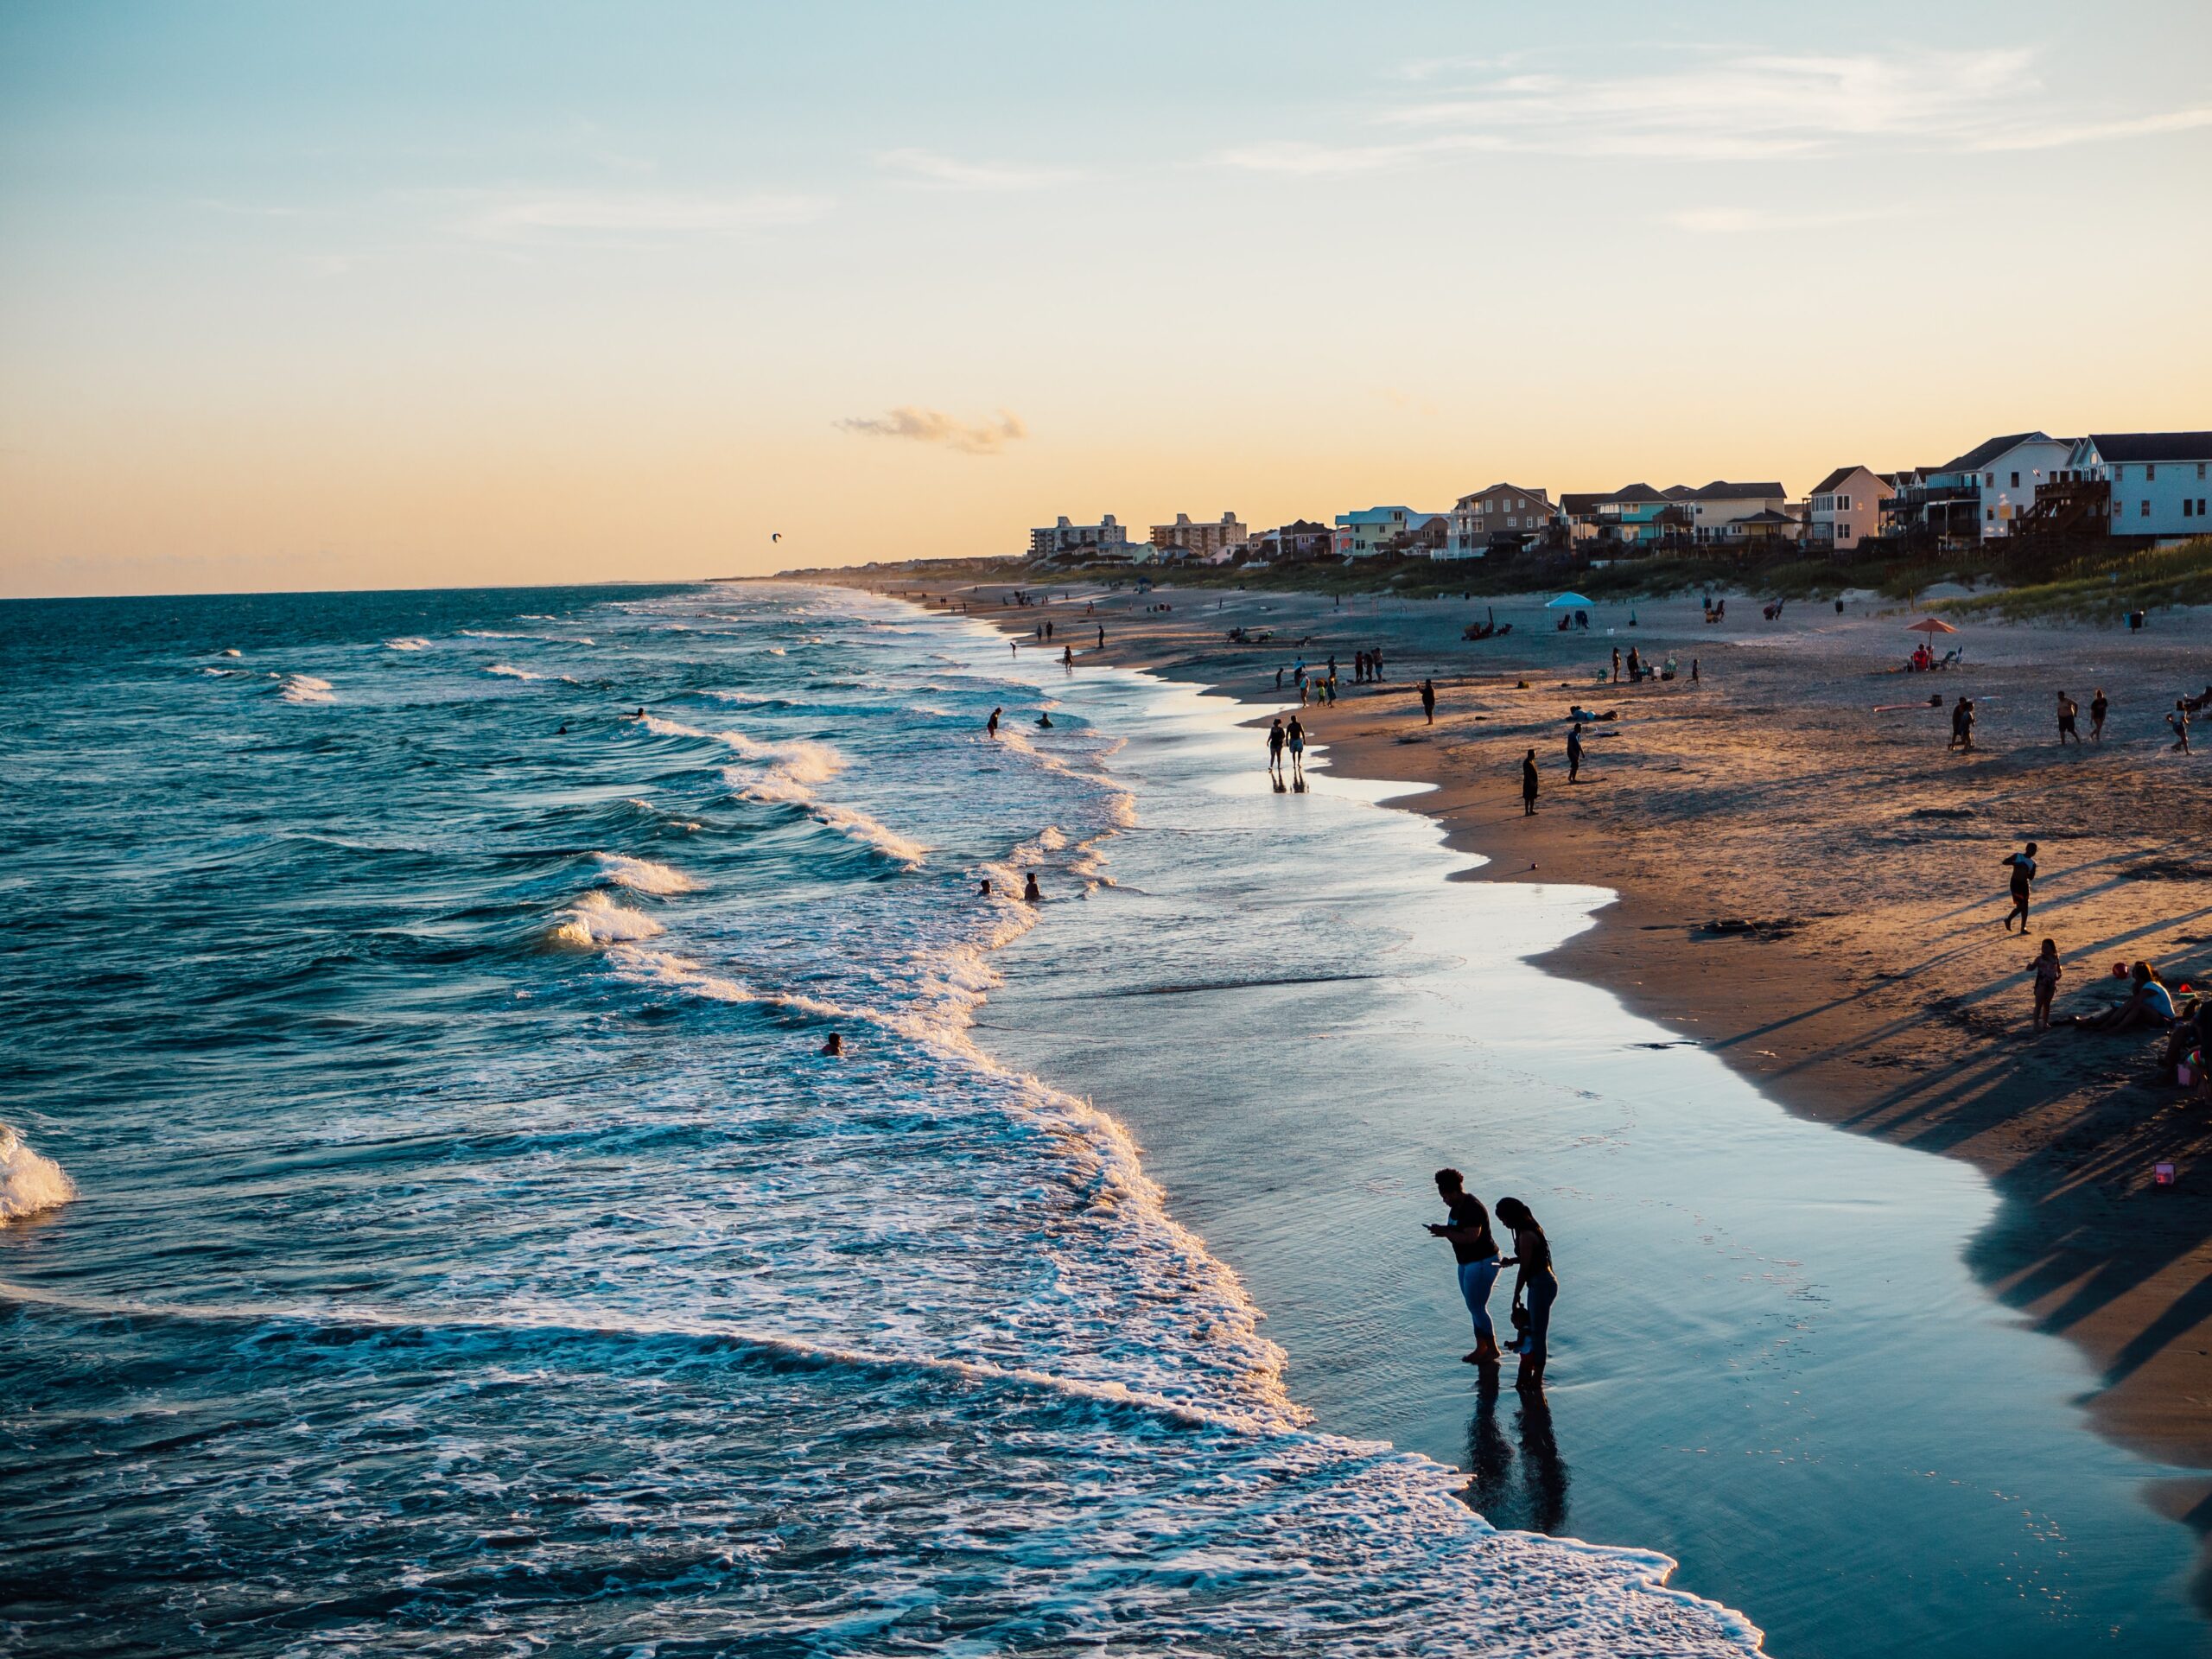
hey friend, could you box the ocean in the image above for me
[0,583,1760,1656]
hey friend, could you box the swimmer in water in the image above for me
[1036,712,1053,728]
[978,877,992,897]
[819,1033,843,1057]
[987,707,1001,736]
[1023,874,1042,904]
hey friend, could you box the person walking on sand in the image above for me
[1420,678,1437,725]
[1097,625,1105,650]
[2001,842,2038,932]
[1567,724,1583,784]
[1494,1197,1555,1390]
[1521,749,1540,816]
[2090,688,2109,741]
[1948,697,1975,752]
[1286,715,1306,787]
[2056,691,2080,745]
[1611,646,1622,684]
[987,706,1001,737]
[2031,938,2063,1031]
[1427,1168,1503,1368]
[1691,657,1700,684]
[1267,716,1287,780]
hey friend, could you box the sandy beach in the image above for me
[828,569,2212,1530]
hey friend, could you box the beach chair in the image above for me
[1937,647,1962,670]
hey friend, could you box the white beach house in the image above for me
[1678,481,1790,544]
[1886,432,2075,541]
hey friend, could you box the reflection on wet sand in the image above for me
[1463,1373,1570,1536]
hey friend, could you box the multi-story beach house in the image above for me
[1592,484,1686,549]
[1441,485,1560,558]
[1333,506,1448,557]
[2060,433,2212,537]
[1804,467,1895,552]
[1030,514,1131,561]
[1676,481,1791,544]
[1148,512,1247,562]
[1883,432,2074,542]
[1247,519,1334,563]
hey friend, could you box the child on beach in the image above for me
[2031,938,2063,1030]
[2001,842,2038,932]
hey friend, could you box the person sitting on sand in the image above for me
[2069,962,2177,1032]
[1494,1197,1556,1391]
[819,1033,844,1057]
[1426,1168,1503,1368]
[2001,842,2038,933]
[2031,938,2063,1031]
[1022,873,1042,905]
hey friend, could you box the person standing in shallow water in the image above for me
[1267,716,1287,782]
[1427,1168,1503,1367]
[1286,715,1306,788]
[986,706,1000,737]
[1420,678,1437,725]
[1521,749,1540,816]
[1494,1196,1555,1390]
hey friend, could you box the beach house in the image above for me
[2063,433,2212,537]
[1333,506,1447,557]
[1029,514,1132,561]
[1883,432,2074,542]
[1678,481,1791,545]
[1592,484,1687,549]
[1442,485,1560,557]
[1149,512,1248,562]
[1805,467,1894,552]
[1247,519,1334,563]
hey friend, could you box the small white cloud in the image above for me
[473,192,830,239]
[1970,105,2212,152]
[877,149,1082,190]
[836,406,1029,456]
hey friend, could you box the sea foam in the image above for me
[0,1125,76,1223]
[548,891,666,949]
[276,674,334,704]
[594,853,696,895]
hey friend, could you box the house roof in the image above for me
[2088,431,2212,464]
[1940,431,2051,472]
[1809,466,1864,496]
[1559,493,1606,516]
[1455,483,1552,507]
[1662,484,1699,500]
[1607,482,1669,505]
[1687,480,1786,500]
[1738,508,1800,525]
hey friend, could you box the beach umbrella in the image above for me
[1545,592,1594,609]
[1906,617,1958,638]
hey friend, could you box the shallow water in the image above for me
[975,652,2208,1656]
[0,583,1758,1656]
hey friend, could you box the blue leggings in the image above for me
[1457,1256,1500,1344]
[1522,1272,1557,1367]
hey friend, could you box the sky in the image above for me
[3,0,2209,597]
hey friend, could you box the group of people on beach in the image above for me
[1428,1170,1556,1390]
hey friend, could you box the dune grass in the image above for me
[1938,537,2212,625]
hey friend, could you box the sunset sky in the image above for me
[3,0,2209,596]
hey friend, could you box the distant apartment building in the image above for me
[1884,432,2074,541]
[1805,467,1894,551]
[1333,505,1447,557]
[1149,511,1247,562]
[1030,514,1131,560]
[1442,485,1559,558]
[1247,519,1333,562]
[2065,433,2212,536]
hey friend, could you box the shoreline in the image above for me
[815,569,2212,1571]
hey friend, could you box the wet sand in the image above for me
[830,569,2212,1561]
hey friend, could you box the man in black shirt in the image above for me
[1427,1167,1503,1367]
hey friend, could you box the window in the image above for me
[1986,472,1995,486]
[1986,508,1995,522]
[2142,500,2152,518]
[2011,471,2020,487]
[2197,464,2207,480]
[2188,500,2196,518]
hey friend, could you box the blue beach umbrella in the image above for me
[1545,592,1594,609]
